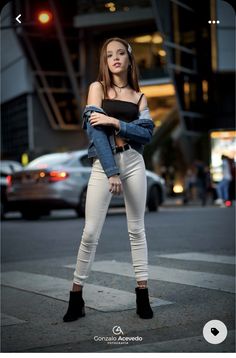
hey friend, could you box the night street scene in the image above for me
[0,0,235,355]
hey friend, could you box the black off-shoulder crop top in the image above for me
[102,94,144,123]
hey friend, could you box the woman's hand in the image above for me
[108,175,122,195]
[90,112,120,130]
[90,112,112,126]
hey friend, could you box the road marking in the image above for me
[1,271,172,312]
[156,252,235,265]
[104,330,236,352]
[1,313,27,327]
[66,260,234,293]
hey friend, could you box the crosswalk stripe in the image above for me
[1,313,27,327]
[1,271,172,312]
[66,260,234,293]
[104,330,236,352]
[156,252,235,265]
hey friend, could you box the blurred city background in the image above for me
[1,0,235,353]
[1,0,235,209]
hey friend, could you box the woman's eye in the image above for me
[107,52,125,57]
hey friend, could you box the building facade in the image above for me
[1,0,234,179]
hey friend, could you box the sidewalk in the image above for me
[162,196,235,208]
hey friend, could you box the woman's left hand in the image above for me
[90,112,113,127]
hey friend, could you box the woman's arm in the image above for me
[84,83,121,180]
[88,93,154,144]
[111,95,154,144]
[87,81,104,107]
[115,116,154,144]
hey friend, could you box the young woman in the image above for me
[63,37,155,322]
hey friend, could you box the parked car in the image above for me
[6,150,166,219]
[1,160,23,218]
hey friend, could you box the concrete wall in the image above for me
[1,2,34,103]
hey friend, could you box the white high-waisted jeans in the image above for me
[73,148,148,286]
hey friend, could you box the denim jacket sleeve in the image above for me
[116,107,155,144]
[83,106,120,178]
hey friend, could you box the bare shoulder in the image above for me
[87,81,104,106]
[88,81,104,95]
[138,92,148,111]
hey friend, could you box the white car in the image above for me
[6,150,166,219]
[1,160,23,218]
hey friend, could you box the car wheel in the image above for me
[147,186,160,212]
[76,188,87,217]
[21,210,42,220]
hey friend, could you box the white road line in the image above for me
[156,252,235,265]
[104,330,236,352]
[1,313,27,327]
[1,271,172,312]
[66,260,235,293]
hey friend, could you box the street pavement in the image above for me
[1,201,235,353]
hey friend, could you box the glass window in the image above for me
[171,3,197,49]
[128,32,169,80]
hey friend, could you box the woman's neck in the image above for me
[112,74,128,87]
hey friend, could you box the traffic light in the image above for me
[37,10,53,25]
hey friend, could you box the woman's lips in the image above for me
[113,63,121,67]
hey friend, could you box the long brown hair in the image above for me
[97,37,140,98]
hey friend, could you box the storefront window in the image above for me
[128,32,169,79]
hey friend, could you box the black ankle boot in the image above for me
[135,287,153,319]
[63,291,85,322]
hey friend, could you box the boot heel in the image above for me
[135,287,154,319]
[63,291,86,322]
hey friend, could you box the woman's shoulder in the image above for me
[136,91,147,110]
[88,81,104,97]
[89,81,104,91]
[135,91,146,100]
[87,81,104,105]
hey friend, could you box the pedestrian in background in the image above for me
[63,37,154,322]
[215,155,232,206]
[195,160,208,206]
[183,166,196,204]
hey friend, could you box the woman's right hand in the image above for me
[108,175,122,195]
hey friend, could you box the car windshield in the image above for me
[26,153,75,169]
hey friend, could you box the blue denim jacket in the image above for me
[82,105,155,177]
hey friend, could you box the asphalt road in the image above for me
[1,205,235,353]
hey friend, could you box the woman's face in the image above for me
[106,41,130,75]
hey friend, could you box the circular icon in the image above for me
[203,320,227,344]
[112,326,124,335]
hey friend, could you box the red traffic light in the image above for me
[37,10,53,25]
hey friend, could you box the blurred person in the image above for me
[204,165,215,204]
[195,160,208,206]
[228,157,235,200]
[167,166,175,196]
[63,38,154,322]
[215,155,232,206]
[183,166,196,204]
